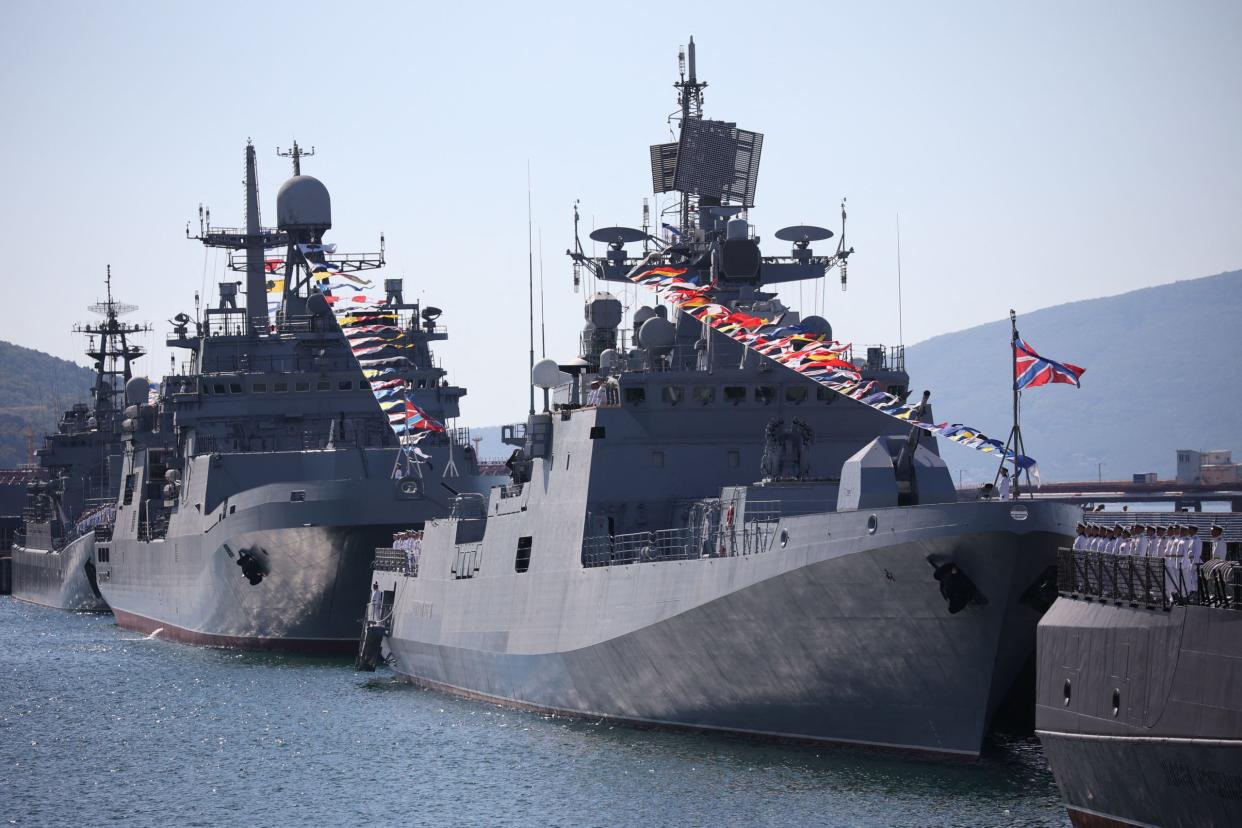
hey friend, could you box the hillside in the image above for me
[0,341,96,467]
[905,269,1242,484]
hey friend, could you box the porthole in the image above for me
[1063,679,1072,706]
[866,515,878,535]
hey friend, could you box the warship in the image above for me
[361,41,1079,757]
[10,271,148,611]
[1038,517,1242,827]
[94,143,499,652]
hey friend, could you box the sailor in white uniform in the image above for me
[1072,523,1088,551]
[998,467,1012,501]
[1210,524,1226,559]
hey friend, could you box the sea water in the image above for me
[0,599,1068,827]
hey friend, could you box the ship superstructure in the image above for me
[364,41,1078,756]
[95,143,499,652]
[10,269,148,611]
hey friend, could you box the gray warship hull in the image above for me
[101,453,500,653]
[9,533,107,612]
[1037,594,1242,827]
[381,500,1076,756]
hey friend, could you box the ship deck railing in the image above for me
[1056,547,1242,610]
[581,509,782,569]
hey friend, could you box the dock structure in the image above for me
[962,479,1242,512]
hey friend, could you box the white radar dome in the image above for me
[532,358,567,390]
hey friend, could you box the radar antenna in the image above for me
[277,140,316,175]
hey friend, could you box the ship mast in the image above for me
[673,37,707,233]
[190,140,289,333]
[76,265,149,419]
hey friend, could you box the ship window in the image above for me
[887,385,905,397]
[724,386,747,404]
[275,382,289,392]
[295,382,310,392]
[785,386,808,403]
[693,386,715,405]
[290,490,306,502]
[417,379,427,389]
[816,387,837,403]
[624,386,646,405]
[360,380,371,389]
[515,536,532,573]
[252,383,268,393]
[97,546,109,563]
[338,380,353,390]
[122,473,136,506]
[230,383,242,394]
[661,386,685,405]
[589,426,605,440]
[728,450,740,468]
[202,384,212,394]
[317,380,331,391]
[214,384,226,394]
[651,450,664,467]
[755,386,776,405]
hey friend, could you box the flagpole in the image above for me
[1011,309,1020,499]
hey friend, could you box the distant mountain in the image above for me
[905,269,1242,484]
[0,341,95,468]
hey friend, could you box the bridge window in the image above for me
[724,386,747,404]
[662,386,685,405]
[202,383,212,394]
[755,386,776,405]
[295,382,310,392]
[317,380,331,391]
[693,386,715,405]
[784,386,808,403]
[213,383,226,394]
[252,383,268,393]
[624,387,646,405]
[229,383,242,394]
[275,382,289,392]
[338,380,353,390]
[816,387,837,403]
[515,536,532,573]
[290,491,306,502]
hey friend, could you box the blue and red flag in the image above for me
[403,398,446,432]
[1014,336,1085,390]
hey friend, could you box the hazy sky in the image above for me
[2,1,1239,428]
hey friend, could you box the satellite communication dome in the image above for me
[532,358,566,390]
[637,317,676,351]
[306,292,330,316]
[632,306,656,329]
[800,315,833,340]
[276,175,332,230]
[125,376,150,406]
[598,348,619,372]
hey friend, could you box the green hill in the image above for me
[0,341,96,467]
[905,269,1242,484]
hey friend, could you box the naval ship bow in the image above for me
[95,142,497,653]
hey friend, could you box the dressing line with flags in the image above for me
[626,261,1083,480]
[274,244,449,477]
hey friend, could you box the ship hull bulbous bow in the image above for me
[385,506,1071,756]
[10,533,107,612]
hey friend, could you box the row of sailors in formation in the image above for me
[1071,522,1227,598]
[1071,522,1225,561]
